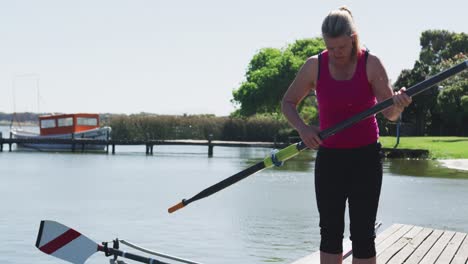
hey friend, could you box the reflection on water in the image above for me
[387,159,468,179]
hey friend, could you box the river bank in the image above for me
[379,136,468,159]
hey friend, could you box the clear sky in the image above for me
[1,0,466,116]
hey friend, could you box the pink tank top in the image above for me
[315,49,379,148]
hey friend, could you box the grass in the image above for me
[379,136,468,159]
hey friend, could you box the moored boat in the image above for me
[11,113,111,151]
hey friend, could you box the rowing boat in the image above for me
[36,220,382,263]
[35,220,202,264]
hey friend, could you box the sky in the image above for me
[0,0,466,116]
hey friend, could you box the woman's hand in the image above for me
[393,87,412,111]
[298,125,322,149]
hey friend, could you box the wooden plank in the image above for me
[376,224,405,245]
[405,229,444,264]
[375,225,413,256]
[377,226,424,263]
[388,228,434,264]
[292,223,399,264]
[343,224,404,264]
[451,234,468,264]
[290,225,468,264]
[290,239,354,264]
[420,231,455,264]
[436,232,466,264]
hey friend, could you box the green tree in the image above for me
[393,30,467,136]
[419,30,468,66]
[394,61,434,135]
[432,54,468,135]
[232,38,325,117]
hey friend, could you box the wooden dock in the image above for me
[0,132,429,158]
[0,133,288,156]
[291,224,468,264]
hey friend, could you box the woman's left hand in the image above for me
[393,87,412,111]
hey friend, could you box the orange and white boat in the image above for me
[11,113,111,151]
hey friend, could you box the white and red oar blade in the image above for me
[36,220,99,264]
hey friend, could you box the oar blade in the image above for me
[36,220,98,264]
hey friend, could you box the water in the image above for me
[1,126,467,264]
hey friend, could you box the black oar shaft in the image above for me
[168,60,467,213]
[168,161,266,213]
[119,239,203,264]
[99,246,171,264]
[186,161,265,205]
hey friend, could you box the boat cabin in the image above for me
[39,113,101,136]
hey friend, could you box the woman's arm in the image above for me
[367,54,412,121]
[281,56,322,149]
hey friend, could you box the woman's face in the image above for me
[324,35,355,65]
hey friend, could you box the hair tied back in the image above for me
[339,6,353,18]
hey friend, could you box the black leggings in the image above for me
[314,142,383,259]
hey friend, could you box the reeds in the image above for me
[106,113,292,142]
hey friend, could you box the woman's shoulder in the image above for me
[365,52,384,68]
[364,52,389,83]
[290,55,321,87]
[307,54,320,62]
[301,55,320,71]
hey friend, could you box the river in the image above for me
[0,125,467,264]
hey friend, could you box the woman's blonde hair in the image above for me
[321,6,361,56]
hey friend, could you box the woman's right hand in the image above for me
[297,125,322,149]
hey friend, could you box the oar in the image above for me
[36,220,174,264]
[168,60,468,214]
[119,239,203,264]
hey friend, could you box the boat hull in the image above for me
[11,127,111,152]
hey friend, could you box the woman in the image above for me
[281,6,412,264]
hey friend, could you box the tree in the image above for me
[419,30,468,66]
[393,30,467,136]
[432,53,468,136]
[394,60,435,135]
[232,38,325,117]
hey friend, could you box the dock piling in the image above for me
[208,134,213,157]
[9,132,12,152]
[106,130,110,154]
[71,133,75,152]
[81,134,85,152]
[9,143,12,152]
